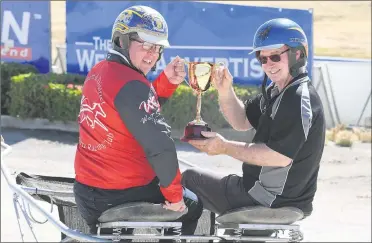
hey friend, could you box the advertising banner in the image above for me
[1,1,51,73]
[66,1,313,85]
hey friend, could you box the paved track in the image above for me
[1,128,371,242]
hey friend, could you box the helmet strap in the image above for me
[112,34,133,65]
[150,54,162,72]
[288,47,307,77]
[261,73,269,110]
[112,33,148,76]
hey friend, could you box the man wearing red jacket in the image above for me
[73,5,203,237]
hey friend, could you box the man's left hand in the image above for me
[188,131,227,156]
[163,56,186,85]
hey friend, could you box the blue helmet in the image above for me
[112,5,169,47]
[250,18,308,77]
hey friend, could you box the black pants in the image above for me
[73,178,203,236]
[181,168,274,238]
[181,168,259,215]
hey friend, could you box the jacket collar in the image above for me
[106,49,146,77]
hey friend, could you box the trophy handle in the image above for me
[182,60,210,89]
[182,60,225,88]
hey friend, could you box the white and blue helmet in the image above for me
[111,5,170,47]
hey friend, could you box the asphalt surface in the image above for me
[1,127,371,242]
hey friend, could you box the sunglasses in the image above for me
[258,49,289,64]
[130,38,164,54]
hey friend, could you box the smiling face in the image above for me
[259,45,300,89]
[128,38,160,75]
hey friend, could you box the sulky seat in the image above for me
[14,171,304,241]
[98,202,188,223]
[216,206,304,225]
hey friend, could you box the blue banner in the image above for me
[66,1,313,86]
[1,1,51,73]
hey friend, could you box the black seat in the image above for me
[98,202,188,223]
[216,206,304,225]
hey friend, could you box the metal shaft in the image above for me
[196,91,202,122]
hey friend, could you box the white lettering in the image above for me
[76,49,95,72]
[229,58,243,77]
[93,36,112,51]
[1,11,30,45]
[153,56,264,80]
[10,49,17,56]
[244,58,249,77]
[250,58,264,78]
[95,53,105,64]
[76,36,265,80]
[99,39,106,50]
[215,58,229,67]
[107,40,112,50]
[20,48,29,57]
[93,36,100,50]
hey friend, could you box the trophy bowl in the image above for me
[180,61,223,142]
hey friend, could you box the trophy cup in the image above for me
[180,61,223,142]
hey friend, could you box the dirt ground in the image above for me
[1,128,371,242]
[50,1,371,62]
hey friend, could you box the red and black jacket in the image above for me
[74,51,183,203]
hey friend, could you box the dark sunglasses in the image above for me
[258,49,289,64]
[130,38,164,54]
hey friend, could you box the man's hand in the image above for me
[212,65,233,96]
[162,198,187,212]
[163,56,186,85]
[188,131,228,156]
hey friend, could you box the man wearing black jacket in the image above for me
[182,18,326,219]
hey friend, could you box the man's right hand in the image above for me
[212,65,234,96]
[162,198,187,212]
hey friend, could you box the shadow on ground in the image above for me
[174,139,202,153]
[1,127,79,146]
[1,127,204,153]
